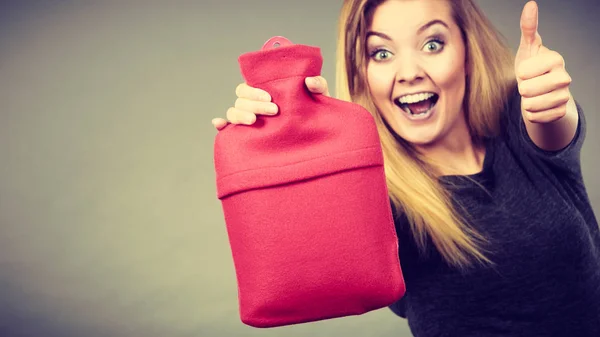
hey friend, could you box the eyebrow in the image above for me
[366,19,449,41]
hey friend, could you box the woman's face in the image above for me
[366,0,468,149]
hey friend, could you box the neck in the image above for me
[415,122,485,177]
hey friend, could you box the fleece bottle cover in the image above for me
[213,36,405,328]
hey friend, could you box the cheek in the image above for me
[431,63,467,111]
[367,65,392,99]
[442,49,467,88]
[431,60,465,90]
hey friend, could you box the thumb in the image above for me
[305,76,331,97]
[518,1,541,58]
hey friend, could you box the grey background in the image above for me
[0,0,598,336]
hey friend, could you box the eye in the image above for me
[370,49,393,61]
[423,39,444,53]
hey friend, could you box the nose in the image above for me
[395,54,424,84]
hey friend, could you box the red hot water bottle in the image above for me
[213,36,406,328]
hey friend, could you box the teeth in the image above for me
[398,92,435,104]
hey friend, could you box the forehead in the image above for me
[368,0,454,33]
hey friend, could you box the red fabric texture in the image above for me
[213,38,405,328]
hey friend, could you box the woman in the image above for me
[212,0,600,335]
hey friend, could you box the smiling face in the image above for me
[366,0,469,149]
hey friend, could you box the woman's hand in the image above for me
[514,1,578,151]
[212,76,330,131]
[515,1,572,124]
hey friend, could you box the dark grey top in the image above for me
[389,86,600,337]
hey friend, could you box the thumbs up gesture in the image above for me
[515,1,572,124]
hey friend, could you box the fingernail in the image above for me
[311,77,320,86]
[261,93,271,102]
[266,104,278,114]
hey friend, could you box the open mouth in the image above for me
[394,92,439,116]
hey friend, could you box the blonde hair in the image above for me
[335,0,517,268]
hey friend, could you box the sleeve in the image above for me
[389,296,408,318]
[388,201,410,318]
[505,85,587,175]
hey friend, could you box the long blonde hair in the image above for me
[335,0,517,268]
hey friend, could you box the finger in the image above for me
[521,87,570,113]
[305,76,330,96]
[234,97,278,115]
[522,103,568,124]
[235,82,272,102]
[212,118,229,130]
[519,1,541,57]
[518,70,571,98]
[226,107,257,125]
[516,48,564,81]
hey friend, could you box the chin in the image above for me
[388,119,442,148]
[398,133,440,148]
